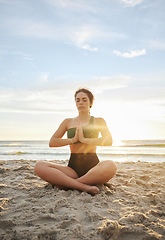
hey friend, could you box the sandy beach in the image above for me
[0,159,165,240]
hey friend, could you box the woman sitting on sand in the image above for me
[34,88,117,195]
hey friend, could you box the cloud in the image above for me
[1,77,165,119]
[6,19,57,40]
[113,49,146,58]
[3,19,97,51]
[69,25,101,49]
[0,75,126,113]
[87,75,131,94]
[0,0,19,3]
[0,88,73,114]
[81,44,98,52]
[11,51,34,63]
[3,17,127,52]
[0,48,36,69]
[120,0,145,7]
[0,48,34,61]
[45,0,99,13]
[0,75,131,113]
[70,25,127,50]
[38,73,50,84]
[144,40,165,50]
[55,75,131,94]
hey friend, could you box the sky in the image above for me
[0,0,165,141]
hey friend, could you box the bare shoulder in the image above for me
[94,117,111,137]
[62,117,80,129]
[53,118,73,138]
[61,118,73,129]
[62,118,72,124]
[94,117,107,126]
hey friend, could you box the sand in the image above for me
[0,159,165,240]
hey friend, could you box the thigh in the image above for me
[48,162,78,179]
[77,160,117,185]
[36,161,78,179]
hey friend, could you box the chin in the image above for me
[78,109,87,112]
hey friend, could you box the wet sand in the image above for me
[0,159,165,240]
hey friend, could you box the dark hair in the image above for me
[74,88,94,108]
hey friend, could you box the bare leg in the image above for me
[36,161,79,179]
[34,161,99,195]
[77,160,117,185]
[38,162,78,190]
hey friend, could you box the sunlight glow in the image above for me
[92,100,164,141]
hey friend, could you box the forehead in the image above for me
[76,92,88,99]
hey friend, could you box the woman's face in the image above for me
[75,91,91,113]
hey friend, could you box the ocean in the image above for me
[0,140,165,163]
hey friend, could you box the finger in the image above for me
[77,121,80,126]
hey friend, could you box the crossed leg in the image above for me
[77,160,117,185]
[34,160,117,195]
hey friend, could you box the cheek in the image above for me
[87,101,91,107]
[86,103,90,109]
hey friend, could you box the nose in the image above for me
[78,99,83,104]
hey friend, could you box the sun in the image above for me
[92,100,151,141]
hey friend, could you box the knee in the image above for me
[110,160,117,175]
[34,161,46,176]
[103,160,117,180]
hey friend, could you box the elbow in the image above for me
[49,138,59,147]
[49,140,54,147]
[106,136,113,146]
[110,137,113,146]
[108,138,113,146]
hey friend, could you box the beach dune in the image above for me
[0,159,165,240]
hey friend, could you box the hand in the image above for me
[71,121,80,144]
[77,120,85,143]
[70,120,85,144]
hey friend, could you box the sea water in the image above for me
[0,140,165,163]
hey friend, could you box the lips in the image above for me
[79,106,84,109]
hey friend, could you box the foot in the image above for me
[85,185,100,195]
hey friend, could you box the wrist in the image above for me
[70,138,74,145]
[80,136,86,144]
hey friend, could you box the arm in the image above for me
[49,119,72,147]
[79,118,113,146]
[49,118,79,147]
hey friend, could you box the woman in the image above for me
[34,88,117,195]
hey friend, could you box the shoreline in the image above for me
[0,159,165,240]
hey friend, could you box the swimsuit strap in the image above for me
[89,116,94,125]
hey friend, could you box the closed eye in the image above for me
[76,97,87,102]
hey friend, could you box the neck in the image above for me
[78,112,90,121]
